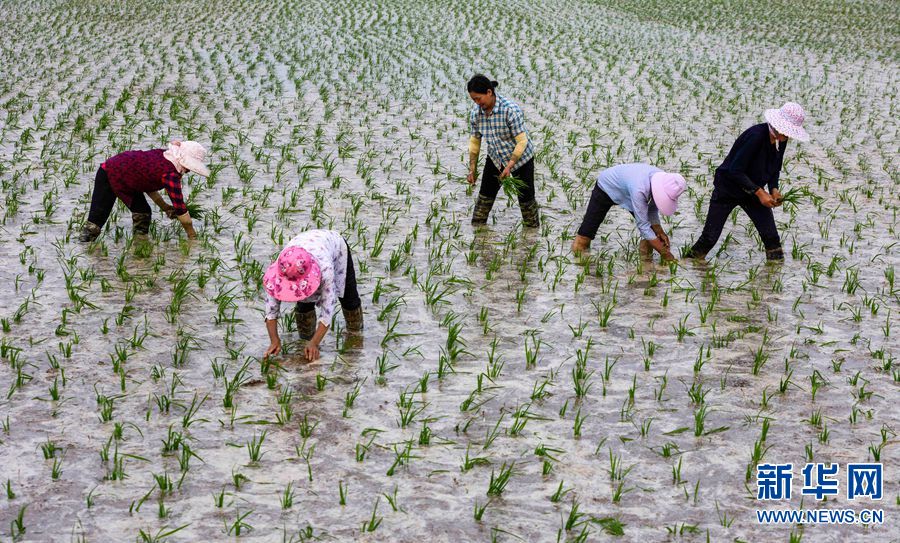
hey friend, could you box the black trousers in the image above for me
[479,158,536,203]
[86,167,151,227]
[690,186,781,254]
[296,242,361,314]
[576,184,620,239]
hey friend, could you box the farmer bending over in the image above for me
[263,230,363,362]
[571,163,686,262]
[79,141,208,241]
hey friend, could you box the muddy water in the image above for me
[0,0,897,541]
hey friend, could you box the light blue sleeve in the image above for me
[631,189,658,240]
[647,206,661,227]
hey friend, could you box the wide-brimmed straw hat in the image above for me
[764,102,809,142]
[164,141,211,177]
[263,246,322,302]
[650,171,687,216]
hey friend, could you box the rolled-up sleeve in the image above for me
[314,264,337,328]
[264,293,281,321]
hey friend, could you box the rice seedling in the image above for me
[10,505,26,539]
[246,430,267,464]
[298,414,318,439]
[329,479,347,508]
[361,497,383,532]
[486,462,515,496]
[573,408,587,438]
[224,509,253,536]
[280,481,295,510]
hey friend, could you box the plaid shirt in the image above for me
[162,172,187,216]
[470,94,535,172]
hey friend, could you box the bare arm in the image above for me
[304,322,329,361]
[147,191,171,210]
[264,318,281,357]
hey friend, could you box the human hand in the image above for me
[177,213,197,238]
[756,189,777,208]
[264,340,281,358]
[165,208,178,219]
[467,171,477,185]
[770,188,783,207]
[304,341,320,361]
[661,251,678,263]
[500,165,512,179]
[657,232,670,248]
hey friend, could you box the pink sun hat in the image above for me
[263,246,322,302]
[764,102,810,142]
[650,171,687,216]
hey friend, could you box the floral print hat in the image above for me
[263,246,322,302]
[764,102,809,142]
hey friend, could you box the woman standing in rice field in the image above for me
[262,229,363,362]
[466,74,540,228]
[686,102,810,261]
[79,140,208,241]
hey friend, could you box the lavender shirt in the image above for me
[597,163,662,240]
[264,230,348,327]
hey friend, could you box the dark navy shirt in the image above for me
[714,123,786,196]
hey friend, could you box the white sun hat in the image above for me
[764,102,810,142]
[164,140,211,177]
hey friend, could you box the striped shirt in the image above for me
[469,94,535,172]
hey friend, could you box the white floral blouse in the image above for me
[264,230,349,327]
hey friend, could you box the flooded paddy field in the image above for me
[0,0,897,541]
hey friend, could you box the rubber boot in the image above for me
[79,222,101,242]
[471,195,495,225]
[132,213,152,236]
[766,247,784,261]
[520,199,540,228]
[571,235,591,254]
[295,308,317,340]
[684,244,708,260]
[342,306,364,333]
